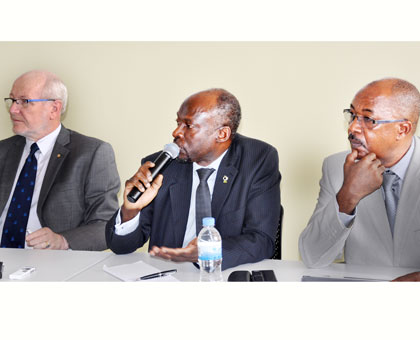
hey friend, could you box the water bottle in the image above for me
[198,217,223,282]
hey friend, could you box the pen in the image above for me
[138,269,177,281]
[0,262,3,279]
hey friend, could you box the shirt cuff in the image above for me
[114,208,141,236]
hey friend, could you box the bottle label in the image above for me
[198,241,222,261]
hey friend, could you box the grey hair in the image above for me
[41,74,68,114]
[206,88,242,136]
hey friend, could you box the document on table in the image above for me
[301,275,386,282]
[103,260,179,282]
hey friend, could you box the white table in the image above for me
[1,248,418,281]
[0,248,112,282]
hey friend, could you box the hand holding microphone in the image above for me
[122,143,179,222]
[127,143,180,202]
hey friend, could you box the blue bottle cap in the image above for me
[202,217,215,226]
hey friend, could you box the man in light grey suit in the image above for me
[0,70,120,250]
[299,78,420,280]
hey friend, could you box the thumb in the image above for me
[346,149,358,163]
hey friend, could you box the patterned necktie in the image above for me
[382,170,400,237]
[196,168,215,236]
[1,143,39,248]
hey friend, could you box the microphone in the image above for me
[127,143,180,203]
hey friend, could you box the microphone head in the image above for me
[163,143,180,158]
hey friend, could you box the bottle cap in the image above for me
[202,217,215,226]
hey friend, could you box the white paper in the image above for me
[103,260,179,282]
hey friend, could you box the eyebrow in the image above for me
[350,104,373,114]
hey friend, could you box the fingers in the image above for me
[26,227,67,250]
[346,149,359,163]
[125,161,156,194]
[150,243,198,262]
[27,228,51,249]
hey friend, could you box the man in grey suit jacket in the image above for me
[0,70,120,250]
[106,88,281,270]
[299,78,420,280]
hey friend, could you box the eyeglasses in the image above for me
[4,98,56,109]
[343,109,408,130]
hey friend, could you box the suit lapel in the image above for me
[37,127,70,217]
[211,150,238,222]
[393,136,420,265]
[169,162,193,246]
[0,138,25,212]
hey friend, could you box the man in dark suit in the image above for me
[0,70,120,250]
[106,88,281,269]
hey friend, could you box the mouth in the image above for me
[173,138,188,159]
[348,133,367,150]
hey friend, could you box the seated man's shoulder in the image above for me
[65,128,113,151]
[233,133,277,155]
[0,136,25,160]
[0,135,23,148]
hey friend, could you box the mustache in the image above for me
[348,133,365,146]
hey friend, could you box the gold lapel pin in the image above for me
[223,175,228,184]
[57,154,61,158]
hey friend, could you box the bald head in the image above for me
[182,88,241,137]
[15,70,68,114]
[357,78,420,133]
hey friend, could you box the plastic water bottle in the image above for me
[198,217,223,282]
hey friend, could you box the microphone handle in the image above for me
[127,152,173,203]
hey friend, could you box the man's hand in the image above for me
[121,161,163,222]
[392,271,420,281]
[149,238,198,263]
[336,150,385,214]
[26,227,69,250]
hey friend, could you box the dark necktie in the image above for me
[196,168,215,236]
[1,143,39,248]
[382,170,400,237]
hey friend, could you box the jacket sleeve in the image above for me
[299,156,352,268]
[61,142,120,250]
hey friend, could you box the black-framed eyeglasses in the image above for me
[343,109,408,130]
[4,98,56,109]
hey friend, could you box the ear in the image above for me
[49,100,63,120]
[216,126,231,143]
[396,120,412,140]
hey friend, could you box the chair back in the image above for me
[271,205,283,260]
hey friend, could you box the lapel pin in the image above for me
[57,154,61,158]
[223,175,228,184]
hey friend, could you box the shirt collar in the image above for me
[193,148,229,173]
[25,124,62,155]
[388,137,415,181]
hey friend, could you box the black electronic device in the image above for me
[227,270,277,282]
[127,143,180,203]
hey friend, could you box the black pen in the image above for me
[138,269,177,281]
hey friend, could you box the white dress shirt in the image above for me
[0,125,62,248]
[114,149,228,247]
[338,137,415,227]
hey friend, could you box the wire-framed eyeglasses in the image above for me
[343,109,408,130]
[4,98,56,109]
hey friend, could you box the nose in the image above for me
[348,115,362,134]
[9,101,20,114]
[172,125,184,140]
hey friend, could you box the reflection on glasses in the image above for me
[343,109,408,130]
[4,98,56,109]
